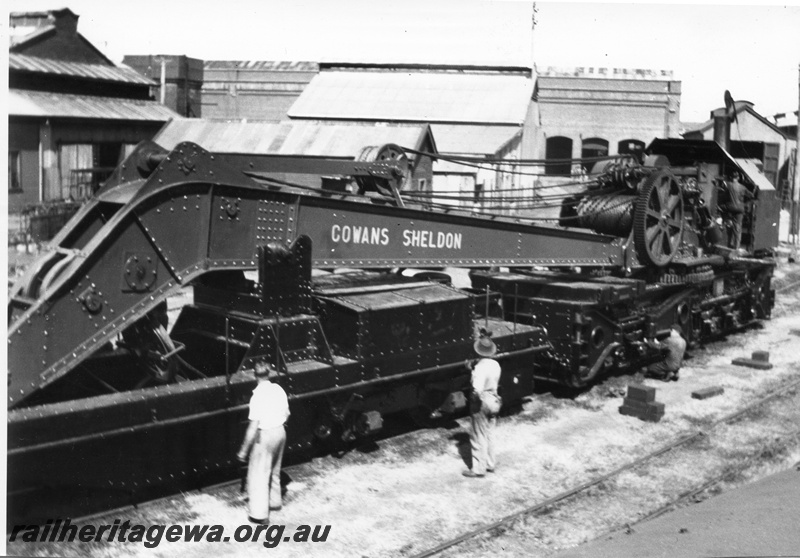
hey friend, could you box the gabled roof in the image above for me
[683,101,790,140]
[9,89,180,121]
[288,70,534,125]
[10,53,155,85]
[429,124,521,155]
[9,24,56,48]
[9,8,115,66]
[152,120,436,158]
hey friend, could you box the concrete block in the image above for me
[618,405,641,417]
[645,401,665,415]
[751,351,770,362]
[692,386,725,400]
[626,384,656,403]
[621,398,650,412]
[619,400,665,422]
[732,357,773,370]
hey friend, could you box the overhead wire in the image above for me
[416,194,634,223]
[246,161,632,222]
[402,147,624,166]
[404,154,590,178]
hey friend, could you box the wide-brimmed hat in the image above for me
[473,336,497,357]
[254,361,272,377]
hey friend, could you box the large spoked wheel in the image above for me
[355,143,411,193]
[633,170,684,267]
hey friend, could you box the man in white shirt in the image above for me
[463,334,502,478]
[645,324,687,382]
[237,361,290,524]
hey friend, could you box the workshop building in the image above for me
[8,8,179,228]
[287,63,537,211]
[535,66,682,176]
[121,55,204,118]
[121,57,318,122]
[683,101,797,196]
[201,60,319,122]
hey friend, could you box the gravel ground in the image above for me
[7,258,800,558]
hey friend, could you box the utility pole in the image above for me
[154,56,167,105]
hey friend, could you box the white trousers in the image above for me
[247,425,286,522]
[470,410,497,475]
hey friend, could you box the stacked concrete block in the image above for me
[732,350,773,370]
[619,384,665,422]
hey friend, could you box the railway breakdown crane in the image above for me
[7,135,778,522]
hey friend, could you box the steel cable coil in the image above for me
[572,192,636,236]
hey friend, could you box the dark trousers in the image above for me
[728,213,744,250]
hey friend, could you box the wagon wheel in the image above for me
[633,169,684,267]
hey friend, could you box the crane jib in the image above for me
[294,201,623,268]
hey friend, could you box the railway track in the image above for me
[411,375,800,558]
[12,263,800,558]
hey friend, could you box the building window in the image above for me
[545,136,573,177]
[57,143,122,201]
[9,151,22,193]
[474,182,484,203]
[57,144,94,201]
[581,138,609,173]
[418,178,427,192]
[618,139,645,162]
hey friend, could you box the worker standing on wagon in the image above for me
[463,332,502,478]
[645,324,687,382]
[722,172,752,251]
[237,361,290,524]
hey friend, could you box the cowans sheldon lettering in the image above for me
[330,225,462,249]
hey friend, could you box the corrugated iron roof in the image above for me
[9,89,180,121]
[682,102,791,140]
[288,71,533,125]
[430,124,521,155]
[9,53,155,85]
[153,120,433,157]
[203,60,319,72]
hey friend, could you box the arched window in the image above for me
[581,138,609,173]
[618,139,646,162]
[545,136,573,176]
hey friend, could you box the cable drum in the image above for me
[572,192,636,236]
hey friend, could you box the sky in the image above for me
[5,0,800,124]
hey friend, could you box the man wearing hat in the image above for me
[463,332,502,478]
[645,324,687,382]
[721,172,753,251]
[237,361,290,524]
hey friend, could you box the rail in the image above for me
[411,374,800,558]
